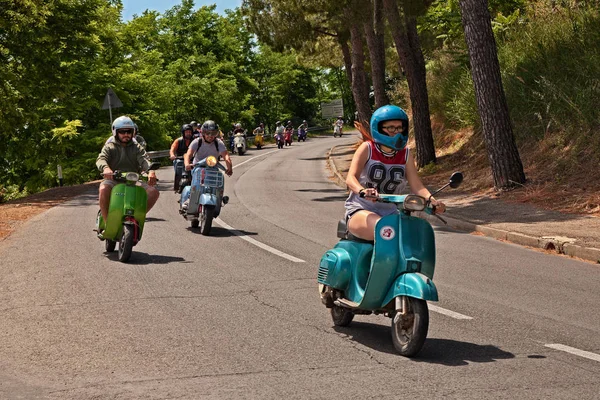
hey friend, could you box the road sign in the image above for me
[102,88,123,110]
[321,98,344,118]
[102,88,123,124]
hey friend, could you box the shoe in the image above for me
[222,196,229,205]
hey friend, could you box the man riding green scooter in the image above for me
[96,116,160,236]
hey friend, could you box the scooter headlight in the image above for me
[206,156,217,167]
[403,195,426,211]
[125,172,139,182]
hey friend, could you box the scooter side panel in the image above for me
[382,272,439,304]
[104,184,126,240]
[398,216,436,279]
[358,214,401,309]
[318,241,373,302]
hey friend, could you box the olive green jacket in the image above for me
[96,140,150,173]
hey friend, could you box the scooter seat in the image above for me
[337,219,374,244]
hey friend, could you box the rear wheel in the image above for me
[330,305,354,327]
[391,297,429,357]
[200,206,215,235]
[118,224,135,262]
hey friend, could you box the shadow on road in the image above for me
[299,156,327,161]
[312,195,348,202]
[185,226,258,238]
[334,323,515,365]
[104,252,188,265]
[145,217,166,222]
[415,338,515,366]
[296,188,345,193]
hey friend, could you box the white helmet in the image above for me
[111,116,136,140]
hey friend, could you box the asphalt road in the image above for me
[1,135,598,399]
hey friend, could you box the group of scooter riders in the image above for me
[95,106,445,239]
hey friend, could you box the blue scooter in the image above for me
[318,172,463,357]
[179,155,229,235]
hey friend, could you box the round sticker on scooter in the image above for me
[379,226,396,240]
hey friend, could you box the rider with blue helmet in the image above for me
[344,104,446,241]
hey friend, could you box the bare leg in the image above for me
[99,183,112,221]
[145,186,160,212]
[347,210,381,241]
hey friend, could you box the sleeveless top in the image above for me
[344,141,409,219]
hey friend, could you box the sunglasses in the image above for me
[117,129,134,135]
[203,131,218,137]
[381,125,404,133]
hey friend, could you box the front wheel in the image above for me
[391,297,429,357]
[330,305,354,327]
[200,206,215,235]
[105,239,116,252]
[118,224,135,262]
[174,173,182,192]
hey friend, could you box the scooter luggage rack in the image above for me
[201,169,224,188]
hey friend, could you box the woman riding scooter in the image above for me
[345,105,445,241]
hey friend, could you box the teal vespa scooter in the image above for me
[318,172,463,357]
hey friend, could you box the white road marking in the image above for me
[233,149,278,169]
[428,303,474,320]
[214,219,305,263]
[545,344,600,363]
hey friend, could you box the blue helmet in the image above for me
[369,105,409,150]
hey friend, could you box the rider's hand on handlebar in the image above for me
[430,198,446,214]
[359,187,379,202]
[102,167,113,180]
[185,164,193,171]
[148,171,157,186]
[169,154,176,160]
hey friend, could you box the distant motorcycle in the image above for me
[254,131,265,149]
[297,127,307,142]
[275,132,284,149]
[333,124,343,138]
[284,129,293,146]
[234,132,247,155]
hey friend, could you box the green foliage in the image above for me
[0,1,329,196]
[425,1,599,143]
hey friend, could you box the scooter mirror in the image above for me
[449,172,464,188]
[149,162,161,171]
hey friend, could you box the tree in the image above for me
[458,0,525,189]
[383,0,436,168]
[345,0,372,123]
[363,0,389,109]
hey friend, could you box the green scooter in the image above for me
[95,163,160,262]
[318,172,463,357]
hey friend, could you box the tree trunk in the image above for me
[363,0,388,109]
[338,33,353,85]
[459,0,526,189]
[383,0,436,168]
[345,4,372,124]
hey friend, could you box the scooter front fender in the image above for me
[382,273,438,305]
[199,193,218,206]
